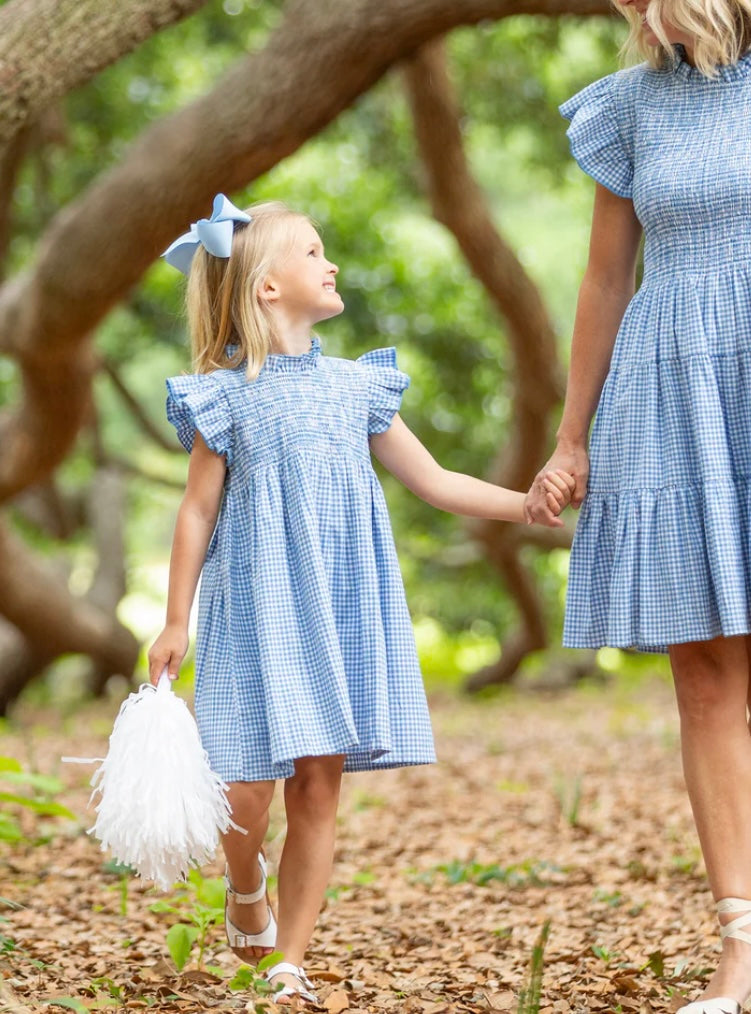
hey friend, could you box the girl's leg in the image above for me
[270,754,345,998]
[222,779,276,962]
[670,635,751,1003]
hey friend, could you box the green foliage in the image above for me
[416,858,562,888]
[150,869,226,971]
[0,756,74,843]
[553,773,583,827]
[517,919,551,1014]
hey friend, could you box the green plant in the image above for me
[553,774,583,827]
[416,858,562,888]
[229,954,285,1013]
[150,869,227,971]
[0,756,75,843]
[517,919,551,1014]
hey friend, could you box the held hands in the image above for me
[524,444,589,527]
[523,468,576,528]
[147,624,189,687]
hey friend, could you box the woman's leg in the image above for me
[222,779,276,961]
[670,635,751,1002]
[270,754,345,998]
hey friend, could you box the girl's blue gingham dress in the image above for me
[561,49,751,653]
[166,340,436,781]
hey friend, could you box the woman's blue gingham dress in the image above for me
[166,340,436,782]
[561,49,751,653]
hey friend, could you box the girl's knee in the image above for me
[227,780,275,815]
[285,757,344,817]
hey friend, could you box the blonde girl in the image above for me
[525,1,751,1012]
[149,196,572,1005]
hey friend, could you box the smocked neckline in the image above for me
[672,44,751,82]
[263,336,322,373]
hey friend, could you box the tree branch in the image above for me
[0,0,213,148]
[102,359,183,453]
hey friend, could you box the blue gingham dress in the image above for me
[166,339,436,781]
[561,49,751,652]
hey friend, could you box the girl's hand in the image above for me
[525,444,590,526]
[542,469,576,516]
[147,625,189,686]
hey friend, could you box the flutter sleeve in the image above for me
[357,347,410,435]
[559,72,634,199]
[166,373,233,464]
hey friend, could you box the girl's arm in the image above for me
[371,414,572,526]
[525,183,642,524]
[147,433,226,683]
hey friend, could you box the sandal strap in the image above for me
[265,963,317,1004]
[265,961,313,986]
[224,853,267,904]
[717,897,751,946]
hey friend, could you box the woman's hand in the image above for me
[524,443,590,526]
[147,624,189,686]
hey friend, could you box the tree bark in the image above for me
[405,40,563,686]
[0,518,139,708]
[0,0,213,148]
[0,0,610,506]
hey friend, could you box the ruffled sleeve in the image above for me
[166,373,233,464]
[357,347,410,435]
[560,72,634,199]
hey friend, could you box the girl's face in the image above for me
[617,0,696,55]
[262,221,344,327]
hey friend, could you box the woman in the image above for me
[525,0,751,1010]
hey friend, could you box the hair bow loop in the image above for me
[162,194,252,275]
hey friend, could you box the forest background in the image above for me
[0,0,668,711]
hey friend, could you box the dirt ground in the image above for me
[0,670,727,1013]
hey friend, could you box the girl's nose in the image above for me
[328,262,338,274]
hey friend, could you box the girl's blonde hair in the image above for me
[619,0,751,74]
[186,200,313,380]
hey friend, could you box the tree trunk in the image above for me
[405,40,566,687]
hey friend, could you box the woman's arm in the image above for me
[371,414,572,526]
[525,183,643,524]
[148,433,227,682]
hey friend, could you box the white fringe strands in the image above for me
[65,672,238,891]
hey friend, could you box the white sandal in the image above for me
[264,960,318,1005]
[677,897,750,1014]
[224,852,277,955]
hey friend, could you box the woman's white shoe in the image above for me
[676,897,751,1014]
[224,852,277,955]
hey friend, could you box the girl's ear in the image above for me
[257,274,280,304]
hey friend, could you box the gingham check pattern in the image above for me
[166,340,436,781]
[560,51,751,652]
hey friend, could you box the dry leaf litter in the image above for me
[0,674,722,1013]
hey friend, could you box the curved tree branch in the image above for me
[0,0,213,148]
[0,0,610,506]
[404,39,588,689]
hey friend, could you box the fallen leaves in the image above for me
[0,676,720,1012]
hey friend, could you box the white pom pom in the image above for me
[66,671,238,891]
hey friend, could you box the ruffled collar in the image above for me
[262,336,322,373]
[672,44,751,82]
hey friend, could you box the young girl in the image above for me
[148,194,572,1006]
[525,0,751,1011]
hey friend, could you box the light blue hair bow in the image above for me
[162,194,252,275]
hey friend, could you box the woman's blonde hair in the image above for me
[186,200,313,380]
[619,0,751,74]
